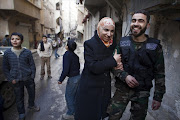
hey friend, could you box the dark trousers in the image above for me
[0,94,4,120]
[13,79,35,114]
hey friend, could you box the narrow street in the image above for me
[1,0,180,119]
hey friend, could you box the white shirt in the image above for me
[37,42,52,57]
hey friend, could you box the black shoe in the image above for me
[40,76,44,80]
[48,76,52,79]
[19,118,25,120]
[28,105,40,112]
[19,114,25,120]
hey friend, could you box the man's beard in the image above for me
[130,25,147,37]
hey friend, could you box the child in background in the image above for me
[52,40,60,59]
[58,39,80,120]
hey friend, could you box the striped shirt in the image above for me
[3,48,36,82]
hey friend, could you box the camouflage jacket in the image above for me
[113,36,166,102]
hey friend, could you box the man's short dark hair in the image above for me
[67,39,77,52]
[42,35,47,38]
[11,32,23,41]
[134,10,150,23]
[5,35,9,37]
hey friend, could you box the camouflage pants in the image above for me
[107,88,150,120]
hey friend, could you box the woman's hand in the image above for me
[113,49,121,63]
[113,49,123,70]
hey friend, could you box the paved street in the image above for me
[3,43,155,120]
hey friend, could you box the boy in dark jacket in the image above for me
[3,32,40,120]
[58,39,80,120]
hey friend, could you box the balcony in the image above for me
[84,0,106,14]
[130,0,180,13]
[0,0,41,19]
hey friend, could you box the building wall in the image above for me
[82,9,88,41]
[43,9,55,29]
[148,13,180,120]
[62,0,78,39]
[0,0,14,9]
[35,20,42,42]
[88,17,92,38]
[40,10,45,25]
[77,5,84,26]
[54,0,61,34]
[27,0,41,8]
[0,0,58,49]
[0,0,42,49]
[76,5,84,42]
[83,10,97,41]
[69,1,78,30]
[62,0,70,35]
[8,15,32,49]
[121,0,131,37]
[130,0,174,12]
[0,14,35,49]
[43,0,55,32]
[0,17,9,40]
[0,0,40,19]
[14,0,40,19]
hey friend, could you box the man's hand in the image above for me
[114,62,123,70]
[152,100,161,110]
[125,75,139,88]
[58,81,62,84]
[12,80,16,84]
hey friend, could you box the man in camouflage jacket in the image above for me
[107,10,166,120]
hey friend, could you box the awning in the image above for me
[56,17,62,25]
[77,25,84,34]
[82,13,91,23]
[76,0,83,4]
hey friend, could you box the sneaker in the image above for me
[28,105,40,112]
[48,76,52,79]
[62,114,74,120]
[103,117,109,120]
[19,118,25,120]
[40,76,44,80]
[19,114,25,120]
